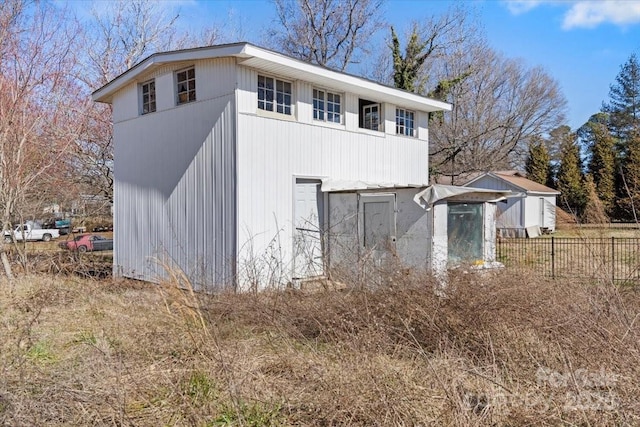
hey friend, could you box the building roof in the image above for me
[465,171,560,194]
[92,42,452,113]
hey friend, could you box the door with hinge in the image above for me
[359,193,397,263]
[293,179,325,279]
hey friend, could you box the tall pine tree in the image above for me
[583,174,609,224]
[604,53,640,143]
[579,113,616,216]
[619,129,640,222]
[525,138,553,188]
[603,54,640,220]
[555,127,586,217]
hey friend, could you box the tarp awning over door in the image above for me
[414,184,512,210]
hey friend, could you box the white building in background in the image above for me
[464,171,560,237]
[93,42,506,290]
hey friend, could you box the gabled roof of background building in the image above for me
[92,42,451,113]
[465,170,560,194]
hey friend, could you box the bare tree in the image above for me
[368,5,565,184]
[428,42,567,184]
[83,0,179,86]
[74,0,182,209]
[367,5,480,86]
[0,1,84,278]
[269,0,384,71]
[173,9,246,49]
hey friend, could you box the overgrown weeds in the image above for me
[0,268,639,425]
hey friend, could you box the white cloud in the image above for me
[504,0,545,15]
[562,1,640,29]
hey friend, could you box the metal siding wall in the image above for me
[468,176,524,229]
[524,197,538,228]
[484,203,497,262]
[431,202,448,275]
[112,82,139,123]
[296,80,312,124]
[469,176,512,191]
[394,189,431,271]
[496,198,523,229]
[236,66,256,114]
[112,58,237,124]
[325,189,431,278]
[198,58,237,100]
[326,193,359,278]
[546,196,557,230]
[156,73,174,112]
[236,112,429,287]
[345,93,359,131]
[417,111,429,141]
[113,89,236,290]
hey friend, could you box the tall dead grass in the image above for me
[0,267,639,425]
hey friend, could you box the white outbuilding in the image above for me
[464,171,560,237]
[93,42,507,290]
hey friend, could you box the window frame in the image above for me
[140,79,156,115]
[258,74,293,116]
[395,107,416,137]
[447,202,485,265]
[313,88,343,124]
[176,66,196,105]
[362,103,381,131]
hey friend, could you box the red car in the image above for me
[58,234,113,252]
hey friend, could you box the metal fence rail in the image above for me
[496,237,640,283]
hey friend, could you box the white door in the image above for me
[358,193,396,262]
[539,197,545,228]
[293,180,324,279]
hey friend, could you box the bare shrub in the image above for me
[0,266,639,425]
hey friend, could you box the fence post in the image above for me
[612,236,615,283]
[551,237,555,279]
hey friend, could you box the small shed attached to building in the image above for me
[464,171,560,237]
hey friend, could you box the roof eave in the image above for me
[526,190,561,195]
[92,43,452,113]
[92,42,250,103]
[240,45,451,113]
[467,172,559,195]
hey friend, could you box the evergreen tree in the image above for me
[619,130,640,222]
[391,25,428,92]
[555,127,586,216]
[602,54,640,220]
[583,174,609,224]
[578,113,616,216]
[525,138,552,187]
[390,24,472,98]
[604,53,640,143]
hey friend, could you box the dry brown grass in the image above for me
[1,267,639,426]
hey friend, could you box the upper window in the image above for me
[313,89,342,124]
[141,80,156,114]
[396,108,415,137]
[258,75,292,115]
[359,98,382,131]
[363,104,380,130]
[176,67,196,105]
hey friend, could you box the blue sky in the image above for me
[74,0,640,131]
[174,0,640,130]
